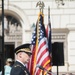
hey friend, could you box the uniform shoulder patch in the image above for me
[14,65,21,68]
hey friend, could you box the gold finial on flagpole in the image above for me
[36,1,45,13]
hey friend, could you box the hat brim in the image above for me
[16,48,32,54]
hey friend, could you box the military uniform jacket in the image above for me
[10,61,30,75]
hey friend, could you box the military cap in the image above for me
[14,43,32,55]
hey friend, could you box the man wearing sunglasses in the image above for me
[10,43,32,75]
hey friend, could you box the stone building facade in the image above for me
[0,0,75,74]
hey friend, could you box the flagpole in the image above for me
[48,6,50,29]
[36,1,45,13]
[36,1,45,75]
[48,6,53,74]
[48,6,59,75]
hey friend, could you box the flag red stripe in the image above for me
[30,46,36,74]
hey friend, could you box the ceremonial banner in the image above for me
[28,12,51,75]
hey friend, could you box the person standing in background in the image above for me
[4,58,13,75]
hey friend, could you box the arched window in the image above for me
[0,15,22,34]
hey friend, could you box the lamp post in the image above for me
[2,0,5,75]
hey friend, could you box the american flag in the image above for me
[28,12,51,75]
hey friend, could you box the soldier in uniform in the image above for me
[10,43,32,75]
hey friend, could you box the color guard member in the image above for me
[10,43,32,75]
